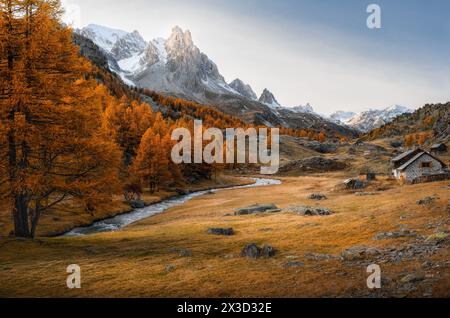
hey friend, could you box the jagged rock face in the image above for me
[259,89,281,108]
[139,41,161,67]
[229,79,257,100]
[292,104,314,114]
[111,31,147,60]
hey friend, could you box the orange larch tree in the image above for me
[0,0,122,237]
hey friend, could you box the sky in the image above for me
[62,0,450,115]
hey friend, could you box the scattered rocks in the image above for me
[284,205,333,216]
[417,196,438,206]
[169,248,192,257]
[241,244,276,259]
[341,246,382,261]
[308,193,327,200]
[400,273,425,284]
[235,204,280,216]
[355,192,378,196]
[207,228,235,236]
[283,261,305,269]
[425,232,449,245]
[374,229,417,241]
[165,265,177,272]
[304,253,338,261]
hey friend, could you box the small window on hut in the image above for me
[420,162,432,168]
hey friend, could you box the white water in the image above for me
[63,178,281,237]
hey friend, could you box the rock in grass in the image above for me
[241,244,261,259]
[241,244,276,259]
[207,228,234,236]
[235,204,279,216]
[308,193,327,200]
[284,206,332,216]
[262,245,276,258]
[283,261,305,269]
[400,273,425,284]
[417,196,438,206]
[169,248,192,257]
[374,230,417,241]
[165,265,177,272]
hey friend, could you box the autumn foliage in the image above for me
[0,0,122,237]
[0,0,340,238]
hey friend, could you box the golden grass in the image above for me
[0,175,449,298]
[0,175,251,237]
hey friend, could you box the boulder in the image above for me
[241,244,261,259]
[241,244,276,259]
[262,245,276,258]
[235,204,279,216]
[207,228,235,236]
[130,200,145,209]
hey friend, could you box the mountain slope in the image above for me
[364,103,449,142]
[77,24,358,138]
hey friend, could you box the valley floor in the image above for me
[0,174,449,298]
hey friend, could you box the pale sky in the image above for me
[62,0,450,115]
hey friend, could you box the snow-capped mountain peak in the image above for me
[331,105,413,132]
[229,79,258,100]
[80,24,128,52]
[329,111,357,124]
[259,89,281,109]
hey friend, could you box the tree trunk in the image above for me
[14,195,31,238]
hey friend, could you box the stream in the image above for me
[63,178,281,237]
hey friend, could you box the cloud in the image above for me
[61,0,82,28]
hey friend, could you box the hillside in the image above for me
[364,103,450,144]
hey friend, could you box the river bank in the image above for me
[0,175,255,238]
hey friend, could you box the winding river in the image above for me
[64,178,281,237]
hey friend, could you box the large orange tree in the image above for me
[0,0,121,237]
